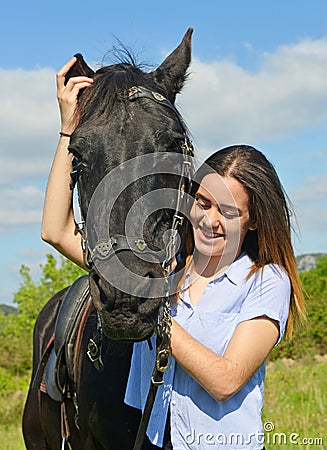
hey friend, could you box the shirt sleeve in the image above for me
[238,264,291,345]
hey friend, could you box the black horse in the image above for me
[23,28,193,449]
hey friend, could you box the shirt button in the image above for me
[171,400,176,406]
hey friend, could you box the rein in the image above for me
[70,85,194,449]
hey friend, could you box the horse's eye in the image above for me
[68,145,82,159]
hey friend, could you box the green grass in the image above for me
[0,425,25,450]
[0,358,326,449]
[263,356,327,449]
[0,390,26,450]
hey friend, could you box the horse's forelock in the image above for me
[77,63,151,126]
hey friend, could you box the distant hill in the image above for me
[0,304,18,316]
[296,253,326,272]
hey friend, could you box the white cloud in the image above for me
[0,67,57,140]
[2,39,327,180]
[0,157,51,185]
[289,174,327,254]
[0,67,59,231]
[290,175,327,250]
[178,38,327,150]
[295,202,327,232]
[0,185,44,228]
[0,67,58,187]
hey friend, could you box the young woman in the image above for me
[43,58,305,450]
[125,145,305,449]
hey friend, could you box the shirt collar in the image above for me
[209,252,253,286]
[179,253,253,298]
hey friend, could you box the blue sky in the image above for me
[1,0,327,305]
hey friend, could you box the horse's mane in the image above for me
[77,47,155,127]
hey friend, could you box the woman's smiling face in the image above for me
[190,173,256,262]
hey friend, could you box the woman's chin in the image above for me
[195,241,225,258]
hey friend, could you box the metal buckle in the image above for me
[128,86,142,98]
[156,348,171,372]
[87,338,99,362]
[151,375,164,386]
[134,239,147,251]
[152,91,165,101]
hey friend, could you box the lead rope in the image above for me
[133,273,172,450]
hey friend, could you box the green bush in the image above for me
[0,368,29,396]
[271,256,327,360]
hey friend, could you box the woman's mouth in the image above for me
[199,226,224,240]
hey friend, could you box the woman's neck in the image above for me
[192,251,234,279]
[187,253,232,306]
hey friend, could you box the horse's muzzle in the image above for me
[88,259,166,341]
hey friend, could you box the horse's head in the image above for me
[67,28,193,341]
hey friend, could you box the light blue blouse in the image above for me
[124,253,291,449]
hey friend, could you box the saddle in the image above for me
[43,275,92,402]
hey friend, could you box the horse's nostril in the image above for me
[90,272,115,311]
[99,285,109,307]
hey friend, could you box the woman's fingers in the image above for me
[57,57,94,99]
[63,76,94,95]
[56,56,77,90]
[56,57,94,133]
[59,78,93,105]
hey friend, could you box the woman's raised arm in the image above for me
[41,57,93,269]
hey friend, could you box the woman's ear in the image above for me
[249,221,257,231]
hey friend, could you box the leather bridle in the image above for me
[70,85,194,449]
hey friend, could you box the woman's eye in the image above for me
[195,194,210,209]
[220,209,239,219]
[196,200,210,210]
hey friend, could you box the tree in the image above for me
[0,254,86,384]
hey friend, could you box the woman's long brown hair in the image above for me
[174,145,305,339]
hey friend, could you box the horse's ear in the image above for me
[151,28,193,102]
[64,53,95,85]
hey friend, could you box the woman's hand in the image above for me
[56,57,94,135]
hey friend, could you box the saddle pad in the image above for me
[45,275,92,397]
[54,275,90,355]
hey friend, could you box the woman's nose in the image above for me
[202,208,222,228]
